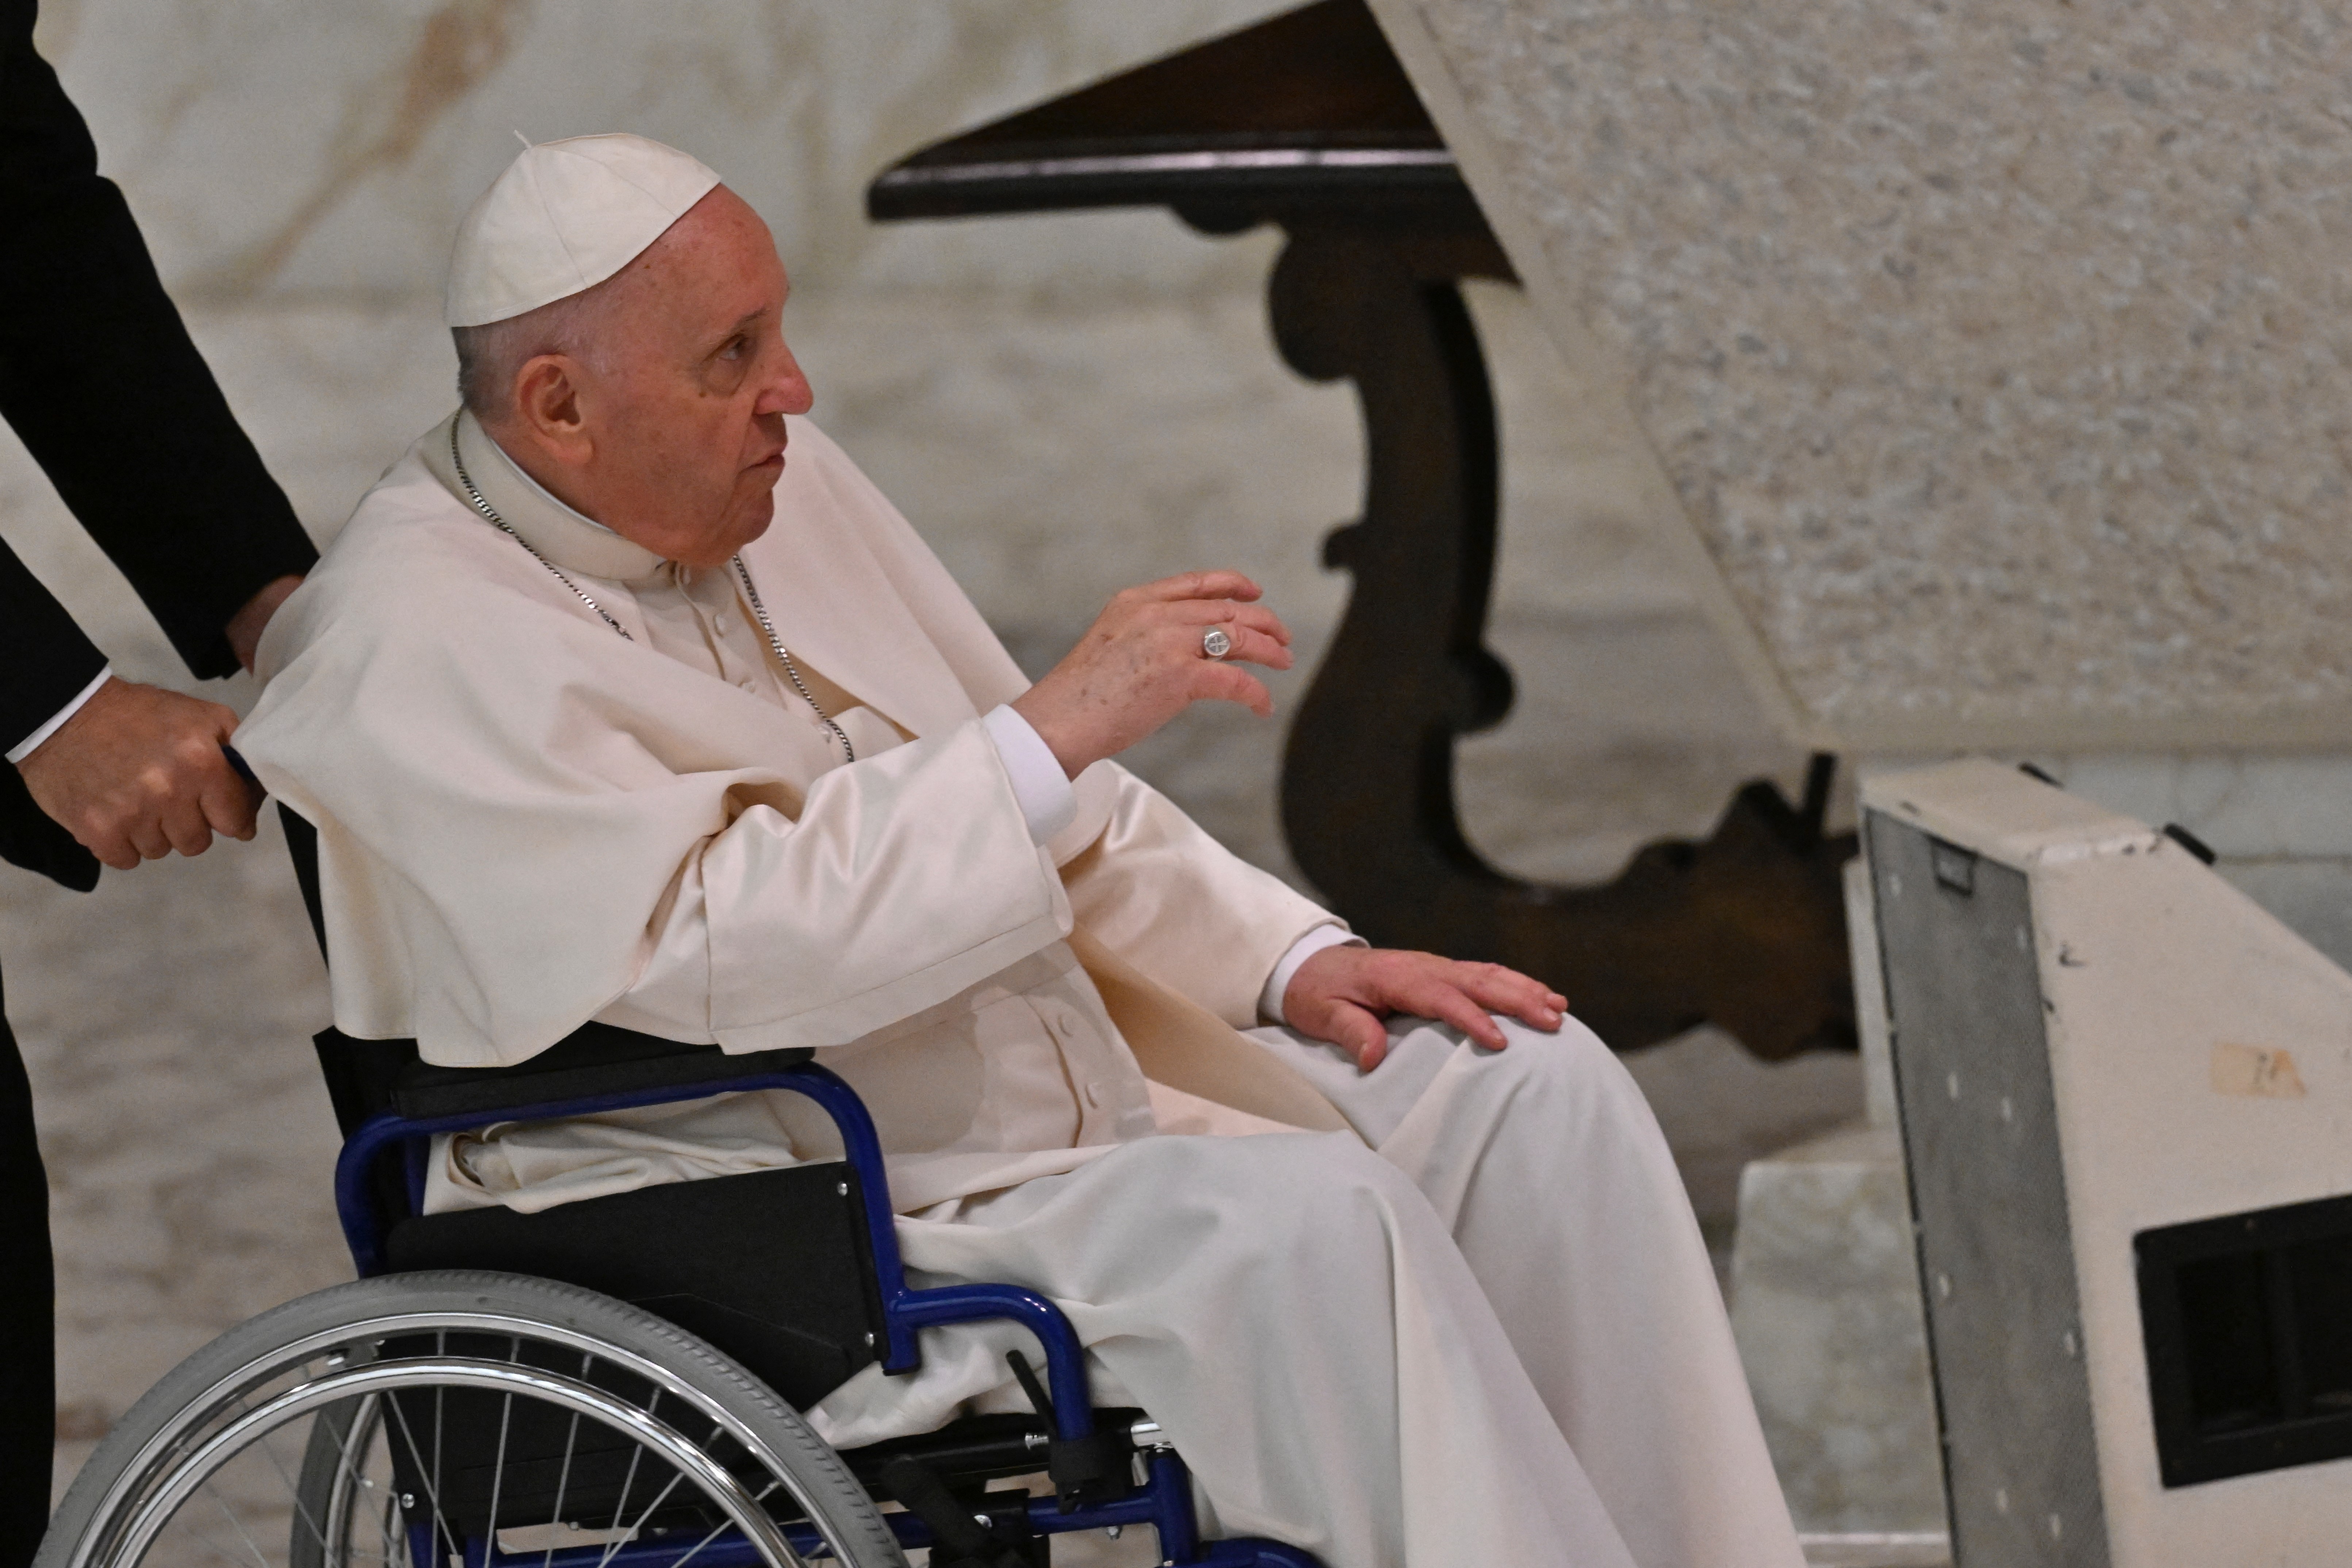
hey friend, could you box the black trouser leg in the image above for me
[0,966,53,1568]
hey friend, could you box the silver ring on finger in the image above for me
[1201,626,1234,660]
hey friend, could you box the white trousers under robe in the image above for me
[808,1017,1805,1568]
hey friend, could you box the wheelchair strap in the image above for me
[1006,1348,1140,1513]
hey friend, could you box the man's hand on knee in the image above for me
[16,679,261,869]
[1012,570,1293,777]
[1284,946,1568,1071]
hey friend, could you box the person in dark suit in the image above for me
[0,1,318,1556]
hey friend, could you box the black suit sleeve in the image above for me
[0,0,318,703]
[0,532,102,889]
[0,534,103,757]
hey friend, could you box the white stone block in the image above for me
[1731,1124,1943,1535]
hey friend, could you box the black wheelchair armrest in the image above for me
[314,1021,814,1131]
[286,806,812,1129]
[391,1023,815,1120]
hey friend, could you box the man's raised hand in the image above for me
[17,679,261,869]
[1012,570,1293,778]
[1284,946,1570,1072]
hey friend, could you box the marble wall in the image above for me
[1371,0,2352,752]
[38,0,1287,305]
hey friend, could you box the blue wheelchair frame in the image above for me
[333,1057,1322,1567]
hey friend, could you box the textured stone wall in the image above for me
[1373,0,2352,748]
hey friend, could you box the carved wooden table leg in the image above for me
[1268,228,1856,1060]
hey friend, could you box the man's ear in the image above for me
[511,354,593,466]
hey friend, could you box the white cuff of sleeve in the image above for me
[7,665,111,765]
[1260,922,1367,1026]
[982,704,1077,845]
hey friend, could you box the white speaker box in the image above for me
[1863,759,2352,1567]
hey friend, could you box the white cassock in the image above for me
[238,411,1804,1568]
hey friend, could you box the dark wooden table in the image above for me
[869,0,1856,1060]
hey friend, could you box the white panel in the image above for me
[1865,760,2352,1566]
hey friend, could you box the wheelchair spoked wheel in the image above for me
[40,1271,908,1568]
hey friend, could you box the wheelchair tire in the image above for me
[40,1269,908,1568]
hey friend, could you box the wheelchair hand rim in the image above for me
[71,1306,827,1565]
[82,1357,808,1568]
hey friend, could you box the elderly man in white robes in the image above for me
[236,135,1804,1568]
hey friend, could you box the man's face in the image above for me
[552,187,815,566]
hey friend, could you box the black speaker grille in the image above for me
[2138,1191,2352,1487]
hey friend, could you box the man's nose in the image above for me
[757,352,815,417]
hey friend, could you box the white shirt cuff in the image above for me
[982,704,1077,845]
[1260,922,1366,1026]
[7,665,111,765]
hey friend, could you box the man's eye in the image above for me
[719,337,748,361]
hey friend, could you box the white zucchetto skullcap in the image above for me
[445,134,722,327]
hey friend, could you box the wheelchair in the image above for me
[37,811,1323,1568]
